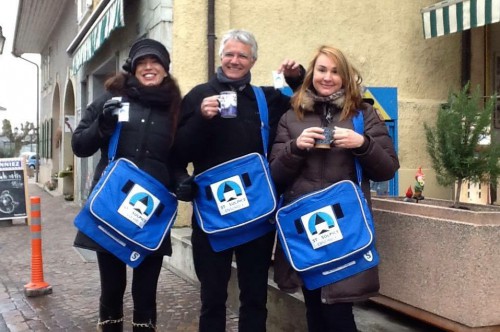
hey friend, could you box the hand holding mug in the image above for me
[200,92,238,119]
[332,126,365,149]
[296,127,327,151]
[200,95,220,119]
[102,99,121,119]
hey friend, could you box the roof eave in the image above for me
[12,0,69,56]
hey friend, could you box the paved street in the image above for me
[0,183,448,332]
[0,183,238,332]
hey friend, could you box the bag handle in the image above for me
[251,86,270,158]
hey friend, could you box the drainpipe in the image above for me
[461,30,471,88]
[483,26,489,97]
[207,0,216,80]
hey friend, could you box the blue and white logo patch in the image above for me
[130,251,141,262]
[301,206,343,249]
[118,183,160,228]
[364,250,374,262]
[211,175,249,216]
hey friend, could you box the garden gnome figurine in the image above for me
[412,167,425,202]
[404,186,414,202]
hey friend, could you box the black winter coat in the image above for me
[72,81,180,255]
[172,76,302,176]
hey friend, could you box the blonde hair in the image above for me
[291,45,363,120]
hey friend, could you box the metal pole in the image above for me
[13,54,39,182]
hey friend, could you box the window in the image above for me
[41,47,52,90]
[40,119,52,159]
[77,0,93,22]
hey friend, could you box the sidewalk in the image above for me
[0,183,238,332]
[0,183,445,332]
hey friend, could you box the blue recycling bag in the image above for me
[193,152,276,251]
[74,118,178,267]
[275,180,378,290]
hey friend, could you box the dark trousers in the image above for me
[191,222,275,332]
[97,252,164,324]
[302,287,357,332]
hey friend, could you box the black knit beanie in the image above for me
[122,38,170,74]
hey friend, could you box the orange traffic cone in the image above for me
[24,196,52,297]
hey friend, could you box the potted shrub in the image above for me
[424,83,500,208]
[370,83,500,331]
[58,165,73,178]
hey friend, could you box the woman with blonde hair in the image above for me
[270,45,399,331]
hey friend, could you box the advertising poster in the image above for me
[0,158,28,220]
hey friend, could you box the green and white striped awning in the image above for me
[70,0,124,73]
[421,0,500,39]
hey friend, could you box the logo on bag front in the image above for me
[301,206,343,249]
[118,183,160,228]
[130,251,141,262]
[211,175,249,215]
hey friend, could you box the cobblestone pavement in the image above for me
[0,183,238,332]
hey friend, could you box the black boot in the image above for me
[97,302,123,332]
[132,321,156,331]
[97,319,123,332]
[132,310,157,331]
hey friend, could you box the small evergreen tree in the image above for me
[424,83,500,208]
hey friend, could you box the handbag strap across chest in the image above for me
[251,85,270,158]
[352,111,364,185]
[108,122,123,162]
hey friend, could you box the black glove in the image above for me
[103,99,122,118]
[98,99,121,135]
[175,175,197,202]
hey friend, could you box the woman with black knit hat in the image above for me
[72,38,181,332]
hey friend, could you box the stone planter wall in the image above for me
[372,198,500,331]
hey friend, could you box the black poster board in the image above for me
[0,158,28,220]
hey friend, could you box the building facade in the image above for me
[11,0,500,206]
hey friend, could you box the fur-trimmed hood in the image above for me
[301,89,345,112]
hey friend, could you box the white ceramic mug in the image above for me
[218,91,237,118]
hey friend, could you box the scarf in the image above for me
[124,76,174,108]
[305,89,346,126]
[216,66,252,91]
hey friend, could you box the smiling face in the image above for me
[312,53,343,97]
[134,56,167,86]
[220,39,256,80]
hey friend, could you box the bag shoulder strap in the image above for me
[352,110,364,133]
[251,86,270,158]
[108,122,122,162]
[352,111,364,185]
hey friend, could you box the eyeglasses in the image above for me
[222,52,252,61]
